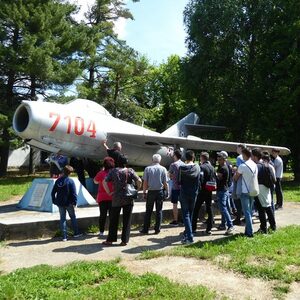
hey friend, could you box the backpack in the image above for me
[201,163,217,192]
[259,163,276,189]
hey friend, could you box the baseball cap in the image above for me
[217,151,228,159]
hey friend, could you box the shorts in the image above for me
[171,189,180,204]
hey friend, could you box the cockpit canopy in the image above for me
[67,99,111,116]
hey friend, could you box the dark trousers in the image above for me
[142,190,164,232]
[107,204,133,243]
[275,178,283,207]
[254,197,276,232]
[192,190,213,232]
[98,201,112,233]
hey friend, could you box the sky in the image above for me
[73,0,189,64]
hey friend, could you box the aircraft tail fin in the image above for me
[161,113,227,138]
[161,113,200,137]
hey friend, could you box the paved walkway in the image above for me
[0,202,299,299]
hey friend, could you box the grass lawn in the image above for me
[140,226,300,296]
[281,180,300,202]
[0,260,217,300]
[0,172,48,202]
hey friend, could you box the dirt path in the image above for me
[1,202,300,299]
[121,256,275,300]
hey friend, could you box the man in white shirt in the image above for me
[233,147,258,237]
[271,149,284,209]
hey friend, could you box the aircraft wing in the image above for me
[108,132,291,156]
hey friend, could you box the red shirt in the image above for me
[94,169,113,203]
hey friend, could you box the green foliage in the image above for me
[86,225,99,234]
[183,0,300,178]
[144,55,189,132]
[0,261,216,299]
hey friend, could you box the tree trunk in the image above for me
[28,146,37,175]
[0,144,9,177]
[293,151,300,182]
[28,76,37,174]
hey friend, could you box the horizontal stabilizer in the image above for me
[185,124,226,135]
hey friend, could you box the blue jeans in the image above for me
[217,190,233,229]
[59,204,79,239]
[240,193,254,236]
[180,191,197,242]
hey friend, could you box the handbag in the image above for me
[205,181,217,192]
[124,169,138,200]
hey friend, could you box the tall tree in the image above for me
[78,42,152,125]
[0,0,90,176]
[183,0,300,179]
[144,55,191,132]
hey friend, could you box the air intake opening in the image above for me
[13,105,29,133]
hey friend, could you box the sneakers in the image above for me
[169,220,179,226]
[205,230,212,235]
[217,225,226,230]
[275,204,283,210]
[74,233,83,238]
[225,227,235,235]
[139,229,148,234]
[62,238,67,242]
[154,230,160,235]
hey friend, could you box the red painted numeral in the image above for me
[49,113,96,137]
[87,120,96,138]
[49,112,60,131]
[64,116,72,134]
[74,117,84,136]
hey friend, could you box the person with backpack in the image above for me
[51,165,82,241]
[192,152,216,235]
[178,150,201,244]
[251,149,276,233]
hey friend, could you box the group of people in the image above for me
[51,140,284,245]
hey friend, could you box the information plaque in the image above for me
[28,183,49,208]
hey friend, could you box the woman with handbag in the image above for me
[102,157,142,246]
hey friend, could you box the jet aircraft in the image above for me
[13,98,290,166]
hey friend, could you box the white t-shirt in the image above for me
[273,156,283,178]
[237,159,258,194]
